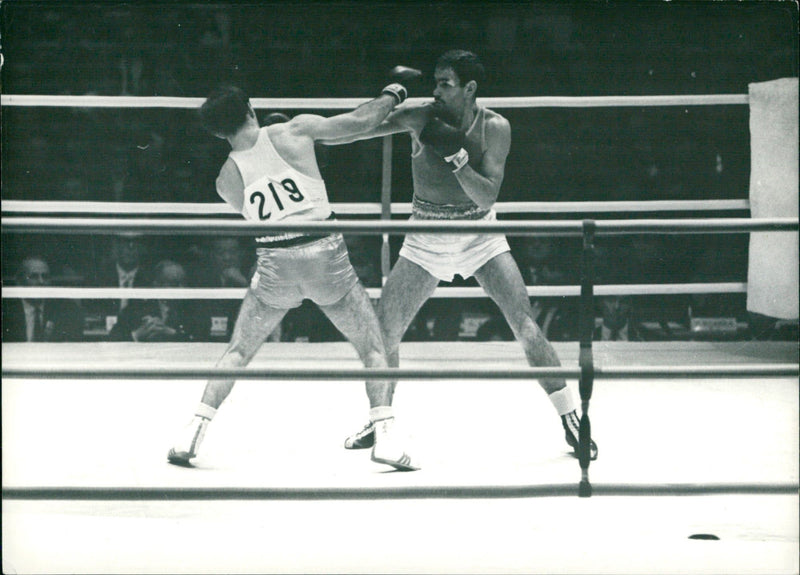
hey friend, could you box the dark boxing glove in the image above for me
[389,65,423,82]
[419,117,469,172]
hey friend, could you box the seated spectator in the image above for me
[593,243,642,341]
[2,255,85,342]
[516,237,578,340]
[191,236,251,288]
[109,260,200,342]
[88,233,151,333]
[594,296,641,341]
[189,236,270,342]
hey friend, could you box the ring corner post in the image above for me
[578,219,597,497]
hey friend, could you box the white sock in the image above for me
[548,386,577,417]
[195,403,217,421]
[369,406,394,423]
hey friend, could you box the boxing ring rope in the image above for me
[3,216,795,235]
[3,364,797,381]
[3,91,797,501]
[0,282,752,300]
[4,483,795,502]
[1,198,751,215]
[0,93,751,109]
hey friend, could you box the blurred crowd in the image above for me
[4,232,795,344]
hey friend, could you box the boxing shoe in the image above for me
[562,410,598,461]
[370,417,419,471]
[167,416,210,467]
[344,421,375,449]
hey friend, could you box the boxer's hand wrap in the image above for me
[443,148,469,172]
[381,83,407,106]
[420,117,469,171]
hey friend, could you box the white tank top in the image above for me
[228,127,332,240]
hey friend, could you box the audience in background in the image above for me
[1,5,791,344]
[2,255,85,342]
[87,233,151,334]
[188,236,267,342]
[594,296,640,341]
[109,260,201,342]
[593,241,641,342]
[516,237,578,341]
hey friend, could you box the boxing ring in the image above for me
[2,91,799,574]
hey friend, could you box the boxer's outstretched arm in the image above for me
[319,104,423,145]
[292,84,408,142]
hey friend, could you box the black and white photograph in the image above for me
[1,1,798,573]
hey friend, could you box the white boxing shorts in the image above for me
[398,197,510,282]
[250,233,359,309]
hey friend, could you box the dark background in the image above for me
[1,0,797,339]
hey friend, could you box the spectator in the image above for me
[189,236,271,342]
[594,296,640,341]
[592,242,641,342]
[109,260,200,342]
[2,255,85,342]
[88,233,151,332]
[191,236,251,288]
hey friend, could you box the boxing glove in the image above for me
[419,117,469,171]
[389,65,423,82]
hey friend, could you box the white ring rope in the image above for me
[1,283,749,301]
[1,94,750,109]
[2,216,796,235]
[1,199,752,216]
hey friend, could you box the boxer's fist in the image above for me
[381,83,407,105]
[420,117,469,171]
[420,117,464,155]
[389,65,422,82]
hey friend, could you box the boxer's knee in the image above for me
[218,343,251,368]
[362,347,387,369]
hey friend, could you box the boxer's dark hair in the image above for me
[199,85,252,136]
[436,50,485,90]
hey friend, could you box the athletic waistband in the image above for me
[255,212,335,247]
[411,196,490,220]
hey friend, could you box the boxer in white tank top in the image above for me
[326,50,597,461]
[168,82,419,471]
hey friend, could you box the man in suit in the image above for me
[88,233,151,333]
[2,255,85,342]
[109,259,201,342]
